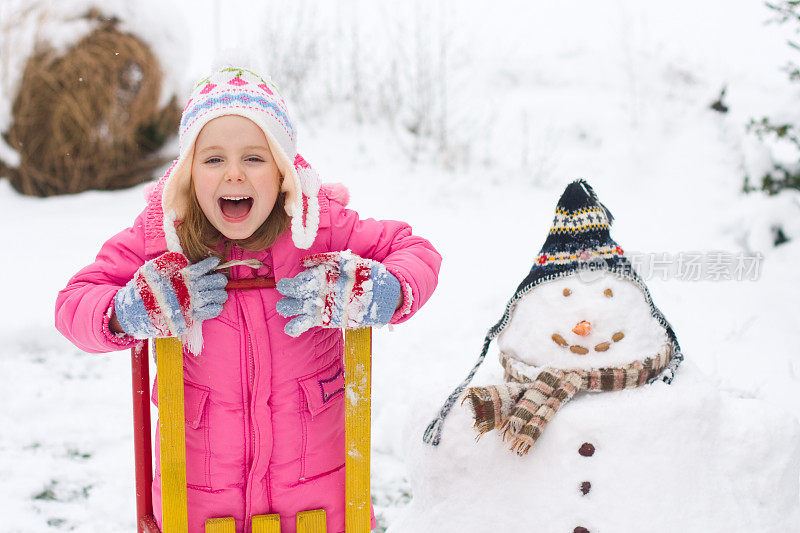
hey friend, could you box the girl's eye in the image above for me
[205,157,223,164]
[246,156,265,163]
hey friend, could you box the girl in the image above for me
[55,65,441,533]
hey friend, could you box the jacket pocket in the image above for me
[297,358,346,483]
[152,378,213,490]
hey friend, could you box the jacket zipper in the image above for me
[239,244,261,532]
[248,335,255,461]
[244,326,257,529]
[234,245,275,528]
[261,249,274,511]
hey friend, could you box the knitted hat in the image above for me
[422,179,684,446]
[158,65,321,252]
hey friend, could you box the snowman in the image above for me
[390,180,800,533]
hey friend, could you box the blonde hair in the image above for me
[176,180,291,264]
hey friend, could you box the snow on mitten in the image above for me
[114,252,228,339]
[276,250,401,337]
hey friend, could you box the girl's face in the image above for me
[191,115,282,241]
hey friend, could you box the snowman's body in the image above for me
[394,272,800,533]
[393,363,800,533]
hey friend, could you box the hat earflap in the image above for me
[287,153,321,249]
[423,336,493,446]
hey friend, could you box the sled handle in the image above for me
[131,342,157,533]
[345,327,372,532]
[155,337,190,531]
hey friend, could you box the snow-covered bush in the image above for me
[745,0,800,194]
[255,0,482,171]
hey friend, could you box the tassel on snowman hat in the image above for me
[422,179,684,447]
[146,62,323,354]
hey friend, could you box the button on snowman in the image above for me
[398,180,800,533]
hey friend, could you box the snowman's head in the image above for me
[497,270,668,370]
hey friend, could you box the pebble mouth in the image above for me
[219,196,253,220]
[552,331,625,354]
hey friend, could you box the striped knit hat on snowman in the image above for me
[158,65,321,252]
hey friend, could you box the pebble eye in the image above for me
[563,288,572,296]
[604,288,613,297]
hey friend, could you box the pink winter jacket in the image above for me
[55,187,441,533]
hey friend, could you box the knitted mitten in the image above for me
[276,250,401,337]
[114,253,228,339]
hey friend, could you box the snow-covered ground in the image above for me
[2,1,800,531]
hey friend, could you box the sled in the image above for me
[130,275,373,532]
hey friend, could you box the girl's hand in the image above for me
[113,252,228,339]
[276,250,401,337]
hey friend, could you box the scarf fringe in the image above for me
[509,439,532,456]
[463,382,530,436]
[461,388,497,436]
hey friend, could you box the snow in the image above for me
[0,136,20,168]
[347,387,362,407]
[390,362,800,533]
[1,0,800,532]
[725,189,800,253]
[498,272,668,369]
[393,228,799,531]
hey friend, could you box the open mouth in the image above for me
[218,196,254,221]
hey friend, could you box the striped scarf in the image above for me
[462,345,672,455]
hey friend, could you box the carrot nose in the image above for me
[572,320,592,336]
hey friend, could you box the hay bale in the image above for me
[3,13,180,196]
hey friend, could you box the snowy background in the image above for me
[1,0,800,531]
